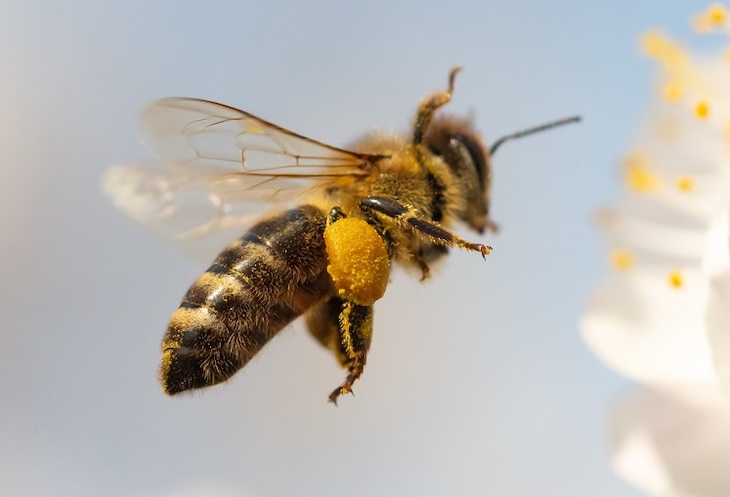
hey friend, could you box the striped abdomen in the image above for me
[160,205,332,395]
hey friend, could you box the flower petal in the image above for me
[612,384,730,497]
[582,269,716,383]
[708,267,730,396]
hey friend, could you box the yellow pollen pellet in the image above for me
[668,269,684,289]
[324,217,390,306]
[676,175,694,192]
[695,101,710,119]
[610,249,633,271]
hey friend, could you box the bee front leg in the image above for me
[359,196,492,258]
[413,66,461,146]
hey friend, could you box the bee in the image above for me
[105,68,578,403]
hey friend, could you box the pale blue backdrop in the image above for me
[0,2,715,496]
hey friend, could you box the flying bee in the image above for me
[105,68,579,403]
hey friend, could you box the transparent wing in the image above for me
[105,98,386,261]
[103,161,262,263]
[140,97,384,204]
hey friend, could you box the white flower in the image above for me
[582,5,730,497]
[581,10,730,390]
[611,384,730,497]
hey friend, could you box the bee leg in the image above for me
[305,296,349,365]
[306,296,374,405]
[329,300,373,404]
[317,205,384,403]
[359,196,492,258]
[413,66,461,146]
[416,257,430,281]
[413,245,449,281]
[327,206,346,225]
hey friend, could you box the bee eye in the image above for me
[448,133,488,191]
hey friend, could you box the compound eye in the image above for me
[448,132,489,191]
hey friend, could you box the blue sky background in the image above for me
[0,2,720,496]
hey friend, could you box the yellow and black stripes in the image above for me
[160,206,332,395]
[149,68,505,403]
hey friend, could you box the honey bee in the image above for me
[105,68,578,403]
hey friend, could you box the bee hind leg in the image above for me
[328,300,373,404]
[359,196,492,258]
[305,296,374,405]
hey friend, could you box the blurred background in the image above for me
[0,1,717,496]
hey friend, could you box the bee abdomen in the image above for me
[160,206,332,395]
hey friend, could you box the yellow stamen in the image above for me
[640,31,685,65]
[708,4,728,24]
[692,4,729,32]
[676,175,694,192]
[662,82,683,101]
[624,154,660,193]
[610,249,633,271]
[695,101,710,119]
[668,269,684,289]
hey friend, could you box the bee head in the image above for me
[424,116,492,234]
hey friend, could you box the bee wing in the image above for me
[104,161,264,263]
[140,97,383,204]
[105,98,384,262]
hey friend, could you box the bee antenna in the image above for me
[489,115,581,156]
